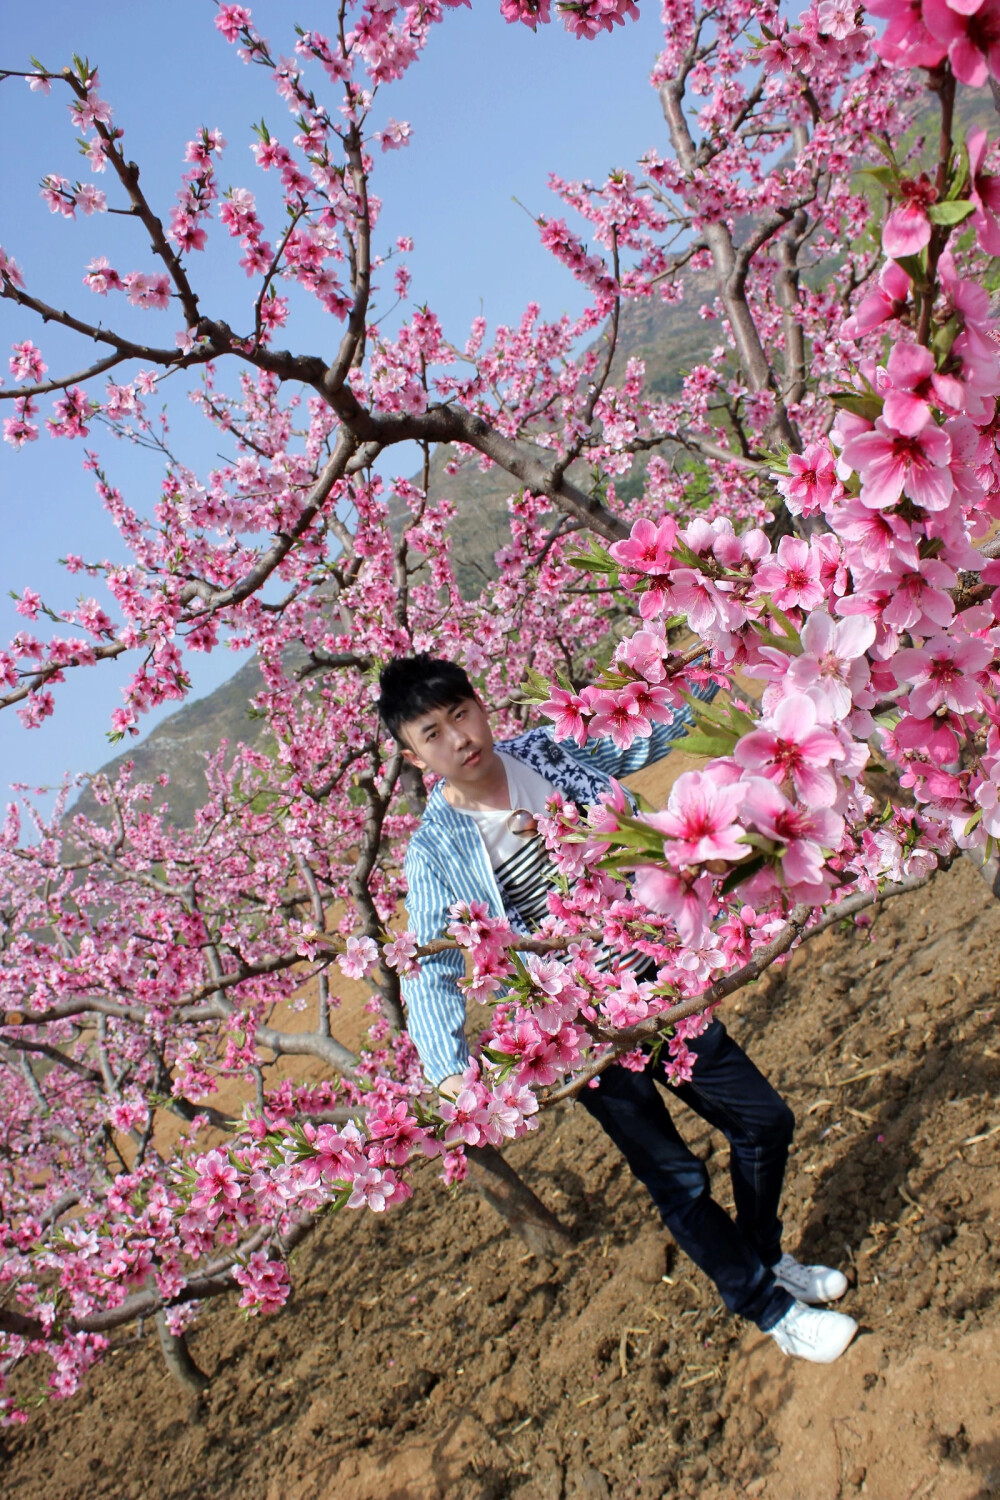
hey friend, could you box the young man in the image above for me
[378,654,857,1364]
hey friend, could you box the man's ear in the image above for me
[400,746,427,772]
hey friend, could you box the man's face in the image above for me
[399,695,496,787]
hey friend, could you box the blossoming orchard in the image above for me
[1,0,1000,1418]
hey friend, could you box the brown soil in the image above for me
[4,851,1000,1498]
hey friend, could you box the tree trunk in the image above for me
[155,1311,209,1395]
[466,1143,574,1257]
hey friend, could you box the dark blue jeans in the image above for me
[577,1019,795,1331]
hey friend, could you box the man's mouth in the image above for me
[463,750,481,766]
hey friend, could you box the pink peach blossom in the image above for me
[882,343,965,435]
[643,769,748,866]
[742,779,845,891]
[922,0,1000,85]
[967,127,1000,255]
[754,536,825,612]
[893,633,993,716]
[734,694,846,807]
[840,417,953,512]
[882,175,937,257]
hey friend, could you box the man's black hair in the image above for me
[378,654,477,744]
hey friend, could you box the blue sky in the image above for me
[0,0,668,810]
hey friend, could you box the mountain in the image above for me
[70,656,270,828]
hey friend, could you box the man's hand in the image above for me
[437,1073,464,1100]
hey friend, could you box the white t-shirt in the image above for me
[463,754,559,929]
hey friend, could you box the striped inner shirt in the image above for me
[463,754,652,978]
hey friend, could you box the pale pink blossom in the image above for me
[922,0,1000,86]
[967,128,1000,255]
[601,970,653,1028]
[539,685,589,745]
[584,682,652,750]
[631,867,711,945]
[215,4,252,42]
[783,611,876,721]
[643,769,748,866]
[9,342,46,383]
[338,934,380,980]
[439,1087,487,1146]
[754,536,825,612]
[830,497,920,574]
[879,557,957,633]
[614,627,669,682]
[776,442,840,517]
[742,779,844,893]
[191,1149,241,1208]
[382,931,420,976]
[609,516,678,574]
[500,0,553,26]
[882,343,964,435]
[74,184,107,216]
[14,588,42,620]
[882,175,937,257]
[893,633,992,716]
[840,417,953,512]
[842,260,911,340]
[376,118,412,150]
[734,694,846,808]
[233,1252,291,1315]
[869,0,946,69]
[346,1165,410,1212]
[122,272,171,310]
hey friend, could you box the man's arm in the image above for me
[565,679,720,779]
[401,840,472,1088]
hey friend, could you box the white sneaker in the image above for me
[769,1299,858,1364]
[772,1251,848,1304]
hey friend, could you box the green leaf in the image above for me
[859,165,897,188]
[830,391,884,422]
[520,666,554,703]
[599,823,666,856]
[509,949,530,985]
[565,537,618,575]
[947,140,970,201]
[668,539,706,570]
[678,689,736,732]
[893,253,929,290]
[927,200,975,226]
[869,135,899,168]
[932,314,961,363]
[719,854,767,897]
[758,598,803,656]
[679,729,740,758]
[482,1050,521,1074]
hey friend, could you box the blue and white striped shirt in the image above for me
[402,695,712,1085]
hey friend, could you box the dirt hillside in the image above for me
[3,854,1000,1499]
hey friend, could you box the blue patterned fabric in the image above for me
[402,690,715,1084]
